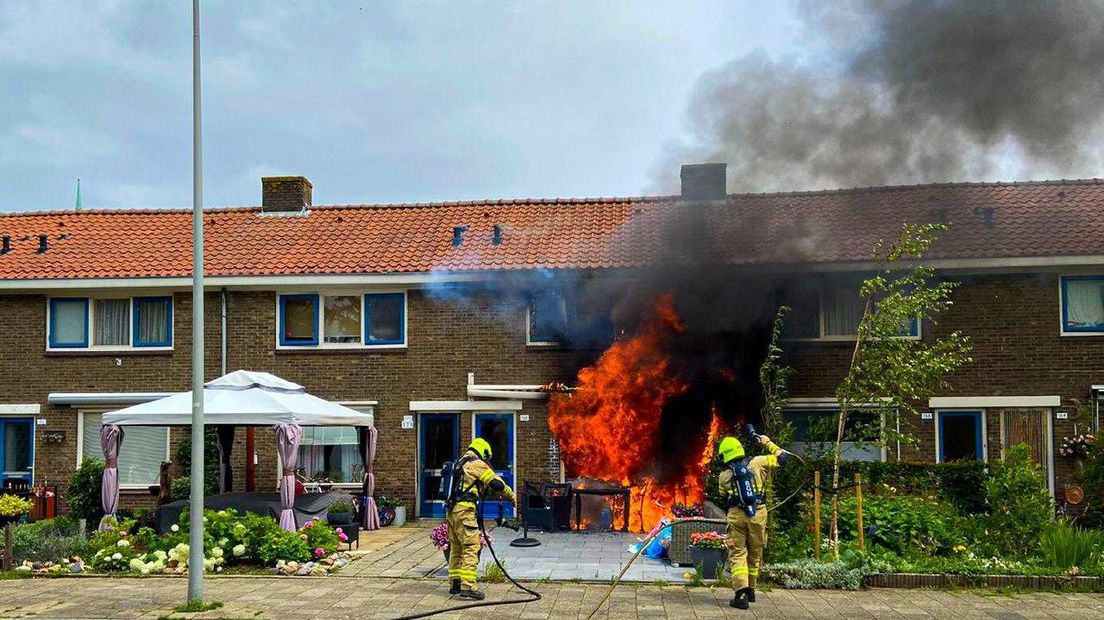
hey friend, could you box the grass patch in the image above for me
[481,561,506,584]
[172,600,224,613]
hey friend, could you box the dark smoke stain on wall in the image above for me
[655,0,1104,193]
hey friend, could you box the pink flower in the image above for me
[119,531,128,537]
[304,521,314,529]
[338,531,348,542]
[314,547,325,558]
[299,534,308,541]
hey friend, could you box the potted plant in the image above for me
[376,496,396,527]
[430,522,450,562]
[392,497,407,527]
[327,501,353,526]
[688,531,727,579]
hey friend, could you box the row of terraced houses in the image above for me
[1,165,1102,517]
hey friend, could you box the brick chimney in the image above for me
[261,176,312,213]
[680,163,727,201]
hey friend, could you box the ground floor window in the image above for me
[937,410,984,462]
[297,427,363,484]
[783,408,883,462]
[79,412,169,487]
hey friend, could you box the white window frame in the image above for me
[784,281,922,342]
[46,296,175,352]
[782,398,888,462]
[76,409,170,490]
[274,291,408,350]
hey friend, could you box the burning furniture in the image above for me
[573,487,631,533]
[521,482,572,532]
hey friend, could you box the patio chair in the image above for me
[521,482,572,532]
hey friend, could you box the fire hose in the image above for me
[385,494,541,620]
[582,449,810,620]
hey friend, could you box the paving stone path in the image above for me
[3,524,1104,618]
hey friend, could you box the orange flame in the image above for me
[549,295,723,532]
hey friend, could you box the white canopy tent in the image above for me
[99,371,379,532]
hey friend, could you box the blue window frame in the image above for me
[364,293,405,345]
[1061,276,1104,333]
[937,411,983,462]
[527,291,568,344]
[278,294,320,346]
[132,297,174,347]
[48,298,89,348]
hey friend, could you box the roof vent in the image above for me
[37,234,48,253]
[492,224,503,245]
[680,163,727,201]
[452,225,469,247]
[0,236,9,254]
[261,176,312,214]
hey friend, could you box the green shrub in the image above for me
[67,459,106,524]
[1040,522,1103,570]
[978,444,1053,557]
[1077,443,1104,528]
[328,501,353,514]
[169,477,191,501]
[11,518,90,563]
[302,518,340,558]
[175,429,220,496]
[258,527,311,565]
[763,559,865,590]
[806,490,965,556]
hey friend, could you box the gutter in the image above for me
[48,392,173,406]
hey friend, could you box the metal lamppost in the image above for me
[187,0,206,604]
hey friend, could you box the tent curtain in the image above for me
[215,425,235,494]
[358,426,380,530]
[274,423,302,532]
[99,424,124,531]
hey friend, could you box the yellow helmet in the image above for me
[718,436,745,463]
[469,437,493,461]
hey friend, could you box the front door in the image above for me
[418,413,458,518]
[0,418,34,488]
[474,413,515,520]
[1002,408,1053,491]
[938,411,983,462]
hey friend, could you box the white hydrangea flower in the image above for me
[117,539,130,547]
[171,524,180,532]
[112,552,122,560]
[232,544,246,557]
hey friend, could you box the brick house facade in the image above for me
[2,168,1103,517]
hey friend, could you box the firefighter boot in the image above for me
[457,589,486,601]
[748,588,756,603]
[730,588,750,610]
[449,579,461,595]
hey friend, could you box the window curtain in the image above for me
[359,426,380,530]
[138,300,169,343]
[51,299,87,345]
[94,299,130,346]
[216,426,235,494]
[824,283,864,336]
[82,413,166,486]
[99,424,124,531]
[1067,280,1104,327]
[274,423,302,531]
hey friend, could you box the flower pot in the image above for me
[327,512,352,526]
[688,546,726,580]
[442,546,450,563]
[393,506,407,527]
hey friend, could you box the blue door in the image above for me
[938,411,983,462]
[418,414,459,518]
[474,413,515,520]
[0,418,34,487]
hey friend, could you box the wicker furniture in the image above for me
[668,518,727,566]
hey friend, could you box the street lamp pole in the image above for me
[188,0,206,604]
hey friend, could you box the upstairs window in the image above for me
[527,291,568,345]
[48,296,173,350]
[1062,276,1104,334]
[278,292,406,348]
[782,278,919,340]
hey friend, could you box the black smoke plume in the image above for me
[655,0,1104,192]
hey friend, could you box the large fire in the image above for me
[549,294,725,532]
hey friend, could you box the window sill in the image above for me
[1061,330,1104,337]
[526,341,564,348]
[46,349,174,357]
[275,346,407,355]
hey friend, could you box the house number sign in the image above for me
[401,415,414,430]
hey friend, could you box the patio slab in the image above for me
[472,530,692,583]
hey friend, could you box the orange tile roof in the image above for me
[1,179,1103,280]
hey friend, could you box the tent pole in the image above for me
[188,0,206,604]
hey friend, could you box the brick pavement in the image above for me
[1,575,1104,619]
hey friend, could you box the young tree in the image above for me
[760,305,794,436]
[829,223,972,559]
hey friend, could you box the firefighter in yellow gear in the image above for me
[446,437,515,600]
[717,433,788,610]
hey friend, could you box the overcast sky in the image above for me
[0,2,812,212]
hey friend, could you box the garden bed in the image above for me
[866,573,1104,590]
